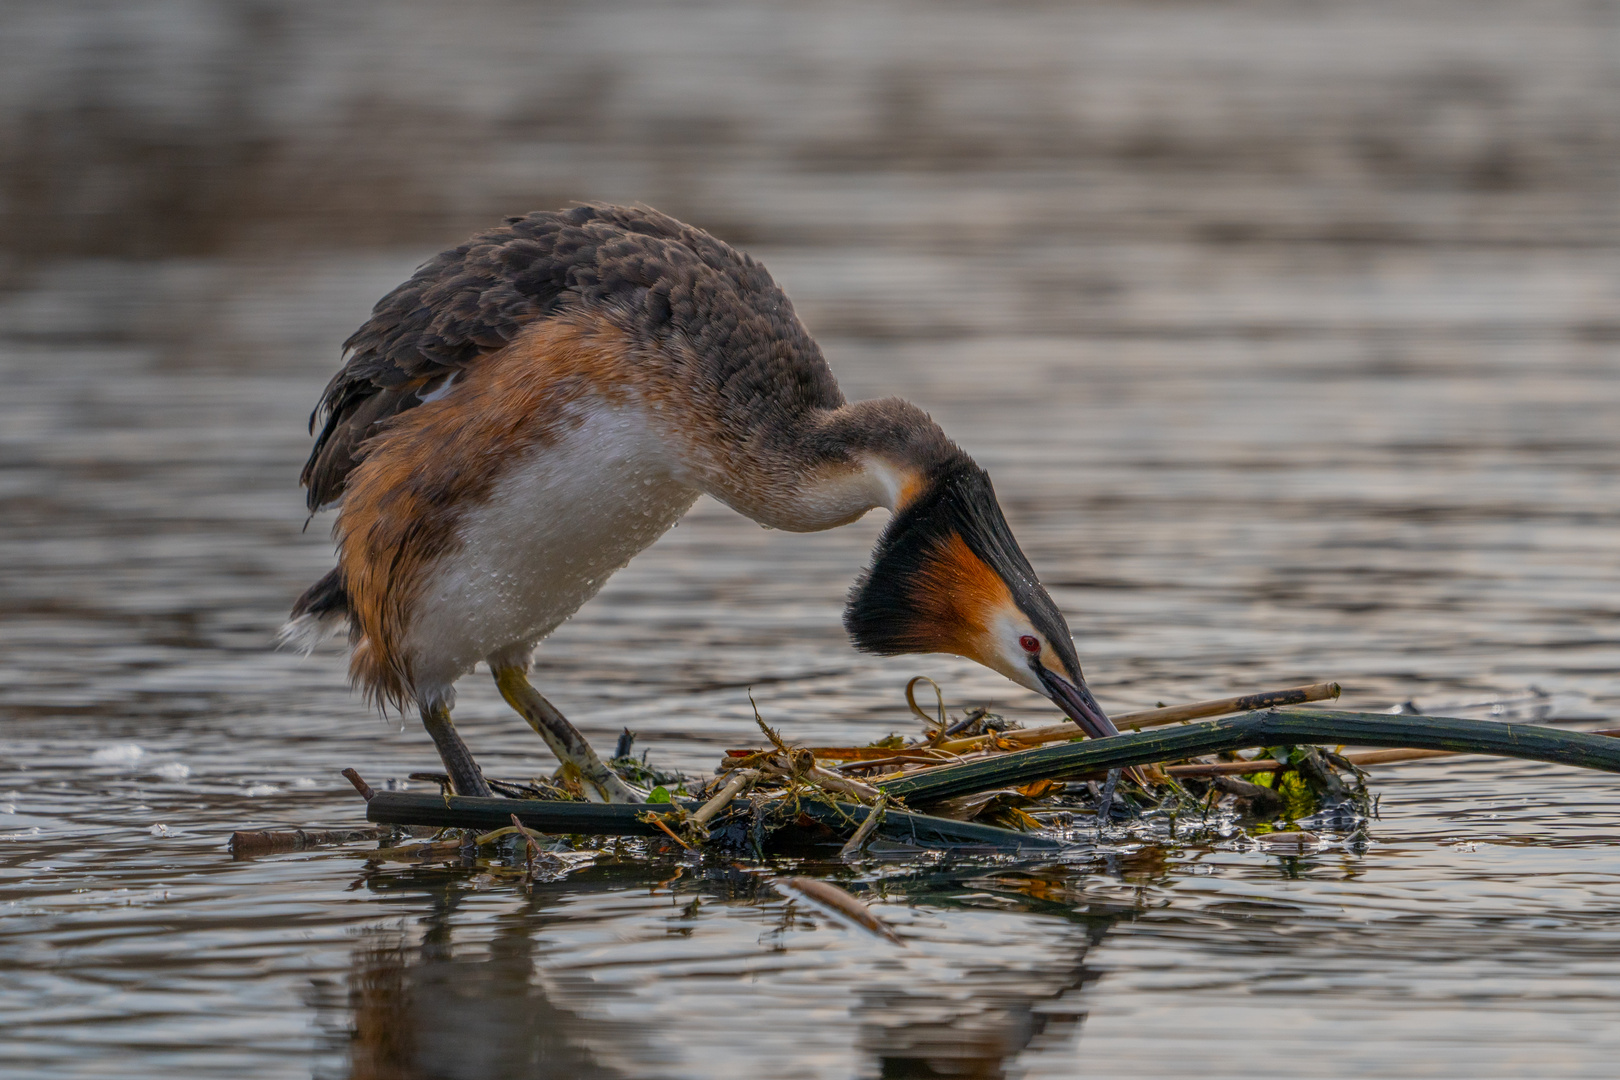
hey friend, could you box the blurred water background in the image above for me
[2,2,1619,1077]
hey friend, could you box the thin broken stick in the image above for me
[647,815,693,850]
[507,812,546,867]
[936,682,1343,754]
[834,752,957,772]
[1114,682,1343,730]
[739,746,952,763]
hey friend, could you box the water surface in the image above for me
[3,3,1619,1077]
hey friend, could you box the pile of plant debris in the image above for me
[276,679,1620,864]
[667,680,1370,856]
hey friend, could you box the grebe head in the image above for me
[843,463,1118,739]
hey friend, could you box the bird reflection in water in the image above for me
[321,862,1136,1080]
[855,951,1098,1080]
[855,866,1128,1080]
[332,872,635,1080]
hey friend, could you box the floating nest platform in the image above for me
[230,682,1620,862]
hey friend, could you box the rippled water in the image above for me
[4,3,1620,1078]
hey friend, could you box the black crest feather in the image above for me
[843,463,1080,677]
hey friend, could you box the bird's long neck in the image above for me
[681,396,972,533]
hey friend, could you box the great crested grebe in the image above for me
[283,204,1117,800]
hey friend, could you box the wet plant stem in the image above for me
[838,795,889,859]
[880,710,1620,805]
[1167,728,1620,776]
[1095,768,1120,839]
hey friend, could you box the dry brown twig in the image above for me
[647,815,693,850]
[752,753,883,804]
[507,813,546,880]
[732,682,1345,765]
[745,700,885,804]
[934,681,1343,754]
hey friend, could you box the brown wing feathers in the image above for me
[301,204,844,513]
[303,205,684,511]
[302,215,570,510]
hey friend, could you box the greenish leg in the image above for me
[420,700,492,798]
[493,667,645,804]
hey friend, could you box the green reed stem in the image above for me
[879,710,1620,805]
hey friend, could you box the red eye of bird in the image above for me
[1019,635,1040,654]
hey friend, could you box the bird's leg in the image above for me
[419,700,492,797]
[492,667,645,804]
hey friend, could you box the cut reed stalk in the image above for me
[690,770,755,829]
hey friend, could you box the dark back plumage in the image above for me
[302,204,843,511]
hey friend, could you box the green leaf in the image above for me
[647,786,671,804]
[1265,745,1300,766]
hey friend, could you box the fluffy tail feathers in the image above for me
[277,566,352,654]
